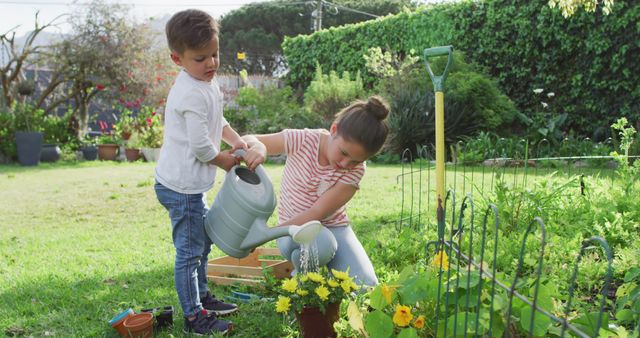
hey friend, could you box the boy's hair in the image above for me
[166,9,219,54]
[334,96,390,155]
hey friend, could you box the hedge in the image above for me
[282,0,639,136]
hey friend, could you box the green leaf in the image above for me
[369,286,386,310]
[398,271,438,305]
[397,327,419,338]
[624,268,640,282]
[364,310,394,338]
[453,271,481,289]
[572,312,609,337]
[520,307,552,336]
[615,309,634,323]
[530,283,554,312]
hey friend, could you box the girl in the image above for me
[242,96,390,286]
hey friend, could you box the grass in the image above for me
[0,160,621,336]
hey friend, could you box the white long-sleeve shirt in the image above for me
[155,70,229,194]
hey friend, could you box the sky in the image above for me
[0,0,261,37]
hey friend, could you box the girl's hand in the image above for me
[229,140,248,153]
[243,143,267,170]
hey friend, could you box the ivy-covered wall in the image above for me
[283,0,639,136]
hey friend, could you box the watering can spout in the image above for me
[240,220,322,251]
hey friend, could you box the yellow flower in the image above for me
[331,269,350,281]
[296,289,309,296]
[307,272,325,283]
[275,296,291,313]
[299,274,309,282]
[413,315,425,329]
[328,279,339,288]
[381,284,395,305]
[431,250,449,271]
[392,304,413,327]
[340,280,353,293]
[315,285,330,301]
[282,278,298,293]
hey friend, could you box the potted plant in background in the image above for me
[114,109,139,142]
[139,107,163,162]
[96,132,120,161]
[39,110,76,163]
[12,102,45,166]
[80,136,98,161]
[124,130,143,162]
[274,268,359,338]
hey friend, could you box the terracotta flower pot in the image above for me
[125,148,141,162]
[98,144,119,161]
[295,301,341,338]
[108,308,134,336]
[122,312,154,338]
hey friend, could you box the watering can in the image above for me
[204,150,325,258]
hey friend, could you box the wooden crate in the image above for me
[207,247,293,286]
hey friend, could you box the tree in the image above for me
[219,0,416,75]
[548,0,615,17]
[39,1,174,137]
[0,13,63,108]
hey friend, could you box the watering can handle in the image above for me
[233,149,247,158]
[423,45,453,92]
[232,149,269,178]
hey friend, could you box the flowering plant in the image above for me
[345,255,451,337]
[138,106,163,148]
[113,109,141,141]
[274,268,359,315]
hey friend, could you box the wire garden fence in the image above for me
[393,140,635,337]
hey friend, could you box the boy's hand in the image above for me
[243,143,267,170]
[210,150,239,172]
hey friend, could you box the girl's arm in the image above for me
[241,132,286,169]
[280,182,357,227]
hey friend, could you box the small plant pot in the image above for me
[81,146,98,161]
[141,147,160,162]
[108,308,134,337]
[98,144,119,161]
[122,312,154,338]
[295,301,341,338]
[141,305,173,329]
[125,148,141,162]
[40,144,61,162]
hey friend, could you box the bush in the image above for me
[378,53,516,158]
[303,65,366,127]
[284,1,640,136]
[226,85,320,135]
[41,108,79,148]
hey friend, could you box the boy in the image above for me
[155,9,248,335]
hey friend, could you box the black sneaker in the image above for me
[200,291,238,316]
[183,309,232,336]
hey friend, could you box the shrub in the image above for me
[376,53,515,158]
[226,85,320,135]
[303,65,366,127]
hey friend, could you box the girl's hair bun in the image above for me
[366,96,390,120]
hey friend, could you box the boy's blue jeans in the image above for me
[155,181,212,317]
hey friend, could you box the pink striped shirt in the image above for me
[279,129,365,227]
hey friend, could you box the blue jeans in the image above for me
[155,182,212,317]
